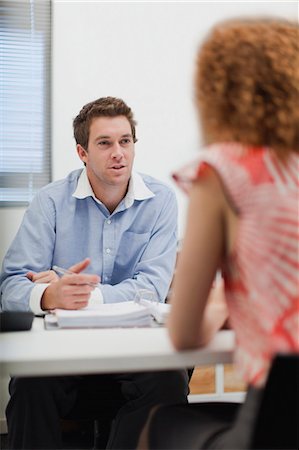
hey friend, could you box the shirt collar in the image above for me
[72,168,155,208]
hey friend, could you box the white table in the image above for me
[0,318,235,377]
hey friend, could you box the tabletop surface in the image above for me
[0,318,235,377]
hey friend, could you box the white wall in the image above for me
[0,0,297,262]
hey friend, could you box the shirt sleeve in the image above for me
[172,156,201,195]
[29,283,49,315]
[0,191,56,312]
[88,288,104,306]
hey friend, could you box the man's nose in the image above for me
[111,143,124,159]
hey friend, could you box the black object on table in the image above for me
[0,311,34,332]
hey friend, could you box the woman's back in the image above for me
[195,143,299,386]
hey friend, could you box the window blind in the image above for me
[0,0,51,206]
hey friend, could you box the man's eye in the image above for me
[98,141,110,146]
[120,138,131,145]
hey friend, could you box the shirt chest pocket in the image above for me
[116,230,151,268]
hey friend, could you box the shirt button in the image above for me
[106,248,111,254]
[107,219,111,224]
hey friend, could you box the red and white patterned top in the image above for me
[173,143,299,386]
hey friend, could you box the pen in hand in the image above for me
[52,265,100,288]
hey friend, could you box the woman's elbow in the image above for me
[169,326,215,351]
[169,329,201,351]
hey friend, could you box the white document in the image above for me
[140,300,171,324]
[44,300,171,329]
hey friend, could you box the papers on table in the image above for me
[44,300,171,329]
[140,300,171,325]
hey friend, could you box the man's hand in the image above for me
[40,258,101,311]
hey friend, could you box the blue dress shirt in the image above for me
[0,168,178,313]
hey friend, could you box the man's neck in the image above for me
[92,182,129,214]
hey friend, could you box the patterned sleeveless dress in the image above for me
[173,143,299,387]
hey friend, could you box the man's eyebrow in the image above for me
[95,133,132,140]
[95,135,110,140]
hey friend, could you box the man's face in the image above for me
[77,115,135,191]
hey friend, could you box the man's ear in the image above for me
[77,144,88,165]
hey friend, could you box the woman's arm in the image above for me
[168,167,231,350]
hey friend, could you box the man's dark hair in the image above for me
[73,96,137,149]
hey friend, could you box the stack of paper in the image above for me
[52,301,152,328]
[140,300,171,324]
[44,300,171,329]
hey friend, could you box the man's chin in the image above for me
[109,172,130,185]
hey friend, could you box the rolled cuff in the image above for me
[29,283,50,315]
[88,287,104,306]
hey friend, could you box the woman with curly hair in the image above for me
[138,18,299,449]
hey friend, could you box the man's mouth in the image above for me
[110,165,126,170]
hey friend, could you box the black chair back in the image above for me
[250,353,299,449]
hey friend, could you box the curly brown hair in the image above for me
[73,96,137,149]
[195,19,299,156]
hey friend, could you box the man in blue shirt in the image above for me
[0,97,189,449]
